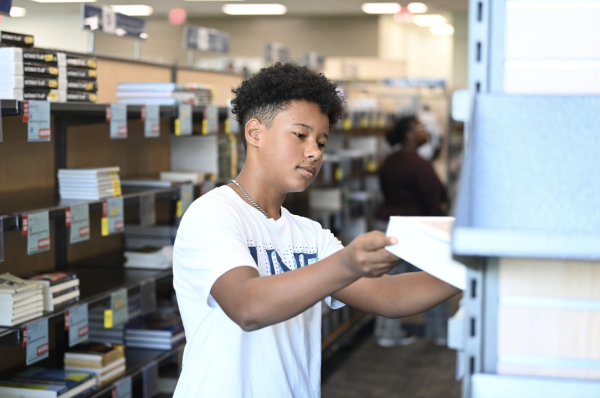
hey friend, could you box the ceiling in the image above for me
[11,0,468,18]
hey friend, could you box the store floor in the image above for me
[322,324,461,398]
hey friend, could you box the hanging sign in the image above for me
[183,26,230,53]
[26,211,50,255]
[82,4,148,40]
[142,105,160,138]
[24,101,51,142]
[66,303,89,347]
[24,318,49,365]
[101,197,124,236]
[107,103,127,139]
[176,104,192,136]
[68,204,90,244]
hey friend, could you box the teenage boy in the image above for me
[173,63,460,397]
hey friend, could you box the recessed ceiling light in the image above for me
[361,3,402,14]
[430,24,454,35]
[407,2,427,13]
[30,0,97,3]
[412,14,446,27]
[222,4,287,15]
[9,6,27,17]
[111,5,154,16]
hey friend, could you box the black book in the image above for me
[23,49,58,66]
[23,63,61,78]
[0,31,34,48]
[29,272,77,286]
[66,67,97,81]
[23,76,60,90]
[67,91,98,103]
[23,89,63,102]
[66,55,97,70]
[67,80,97,93]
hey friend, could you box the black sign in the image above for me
[82,4,147,40]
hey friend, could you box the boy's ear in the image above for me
[245,118,261,148]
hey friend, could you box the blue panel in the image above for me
[0,0,12,15]
[452,94,600,259]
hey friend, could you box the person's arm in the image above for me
[332,271,460,319]
[211,232,401,332]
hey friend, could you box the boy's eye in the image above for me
[294,132,306,139]
[318,143,326,149]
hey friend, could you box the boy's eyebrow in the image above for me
[292,123,313,131]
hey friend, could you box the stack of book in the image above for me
[116,82,213,105]
[125,308,185,350]
[28,272,80,312]
[0,367,97,397]
[88,306,125,345]
[0,273,44,327]
[0,40,67,102]
[124,225,177,250]
[124,246,174,270]
[64,343,126,387]
[58,167,121,200]
[65,53,98,103]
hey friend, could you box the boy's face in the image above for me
[254,100,329,193]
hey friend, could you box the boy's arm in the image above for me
[332,271,461,319]
[210,232,400,332]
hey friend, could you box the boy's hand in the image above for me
[342,231,402,278]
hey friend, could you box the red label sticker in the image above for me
[102,202,108,218]
[115,221,124,231]
[37,343,49,356]
[22,326,27,347]
[65,208,72,227]
[118,126,127,136]
[79,226,90,237]
[38,238,50,249]
[39,128,51,138]
[141,105,146,121]
[152,124,160,133]
[65,312,70,331]
[112,386,117,398]
[106,104,111,122]
[23,102,29,123]
[78,325,89,337]
[22,215,28,236]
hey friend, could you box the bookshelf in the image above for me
[0,51,398,396]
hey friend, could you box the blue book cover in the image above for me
[0,379,67,395]
[11,367,94,389]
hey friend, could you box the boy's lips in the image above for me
[297,166,315,177]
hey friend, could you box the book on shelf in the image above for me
[125,307,185,350]
[66,80,97,93]
[159,171,205,184]
[0,367,97,398]
[124,246,173,270]
[28,272,80,312]
[64,343,125,386]
[124,225,177,250]
[65,55,97,70]
[66,67,97,81]
[0,31,34,48]
[120,178,178,188]
[58,167,120,177]
[0,273,46,326]
[66,91,98,103]
[0,76,65,90]
[58,168,121,200]
[23,89,66,102]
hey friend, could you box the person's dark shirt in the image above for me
[376,150,448,220]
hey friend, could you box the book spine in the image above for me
[67,91,98,103]
[24,77,60,90]
[66,56,97,70]
[66,67,97,81]
[23,63,61,78]
[67,80,98,93]
[23,89,63,102]
[0,31,34,48]
[23,50,58,65]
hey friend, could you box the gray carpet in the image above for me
[322,333,461,398]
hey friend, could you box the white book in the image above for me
[65,357,125,375]
[0,61,24,76]
[0,75,24,89]
[0,287,43,304]
[0,47,23,63]
[58,167,120,177]
[58,179,117,188]
[49,279,80,295]
[0,273,39,295]
[127,330,185,345]
[159,171,205,184]
[12,301,44,318]
[0,293,42,312]
[0,308,43,327]
[59,186,116,195]
[0,88,23,100]
[59,190,117,200]
[385,217,466,290]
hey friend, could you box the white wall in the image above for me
[0,13,90,53]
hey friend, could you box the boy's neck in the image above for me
[229,166,286,220]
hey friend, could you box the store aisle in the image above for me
[322,327,461,398]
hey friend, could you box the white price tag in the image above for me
[113,376,132,398]
[176,104,193,136]
[102,198,124,236]
[68,204,90,244]
[108,103,128,139]
[26,211,50,255]
[25,101,51,142]
[110,289,129,327]
[25,318,49,365]
[143,105,160,138]
[66,303,89,347]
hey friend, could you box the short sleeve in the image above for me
[173,197,257,307]
[319,227,346,309]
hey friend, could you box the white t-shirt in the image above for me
[172,185,345,397]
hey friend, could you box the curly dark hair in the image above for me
[386,115,418,147]
[230,63,345,149]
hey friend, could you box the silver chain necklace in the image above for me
[231,180,271,219]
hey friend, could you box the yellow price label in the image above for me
[224,119,230,134]
[202,119,208,135]
[176,201,183,218]
[49,80,58,89]
[85,83,94,91]
[335,167,343,181]
[48,92,58,100]
[113,298,125,310]
[89,70,98,78]
[88,60,97,69]
[367,159,377,173]
[109,206,121,217]
[89,94,98,103]
[49,67,58,75]
[175,119,181,136]
[104,309,113,328]
[24,36,33,44]
[101,217,109,236]
[342,117,351,131]
[44,54,54,62]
